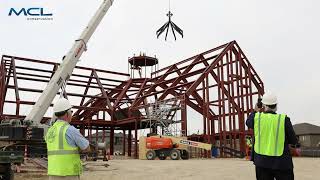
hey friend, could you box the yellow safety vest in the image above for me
[45,121,82,176]
[254,113,286,156]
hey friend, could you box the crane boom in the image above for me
[24,0,114,124]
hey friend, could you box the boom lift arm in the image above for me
[24,0,114,125]
[177,138,212,151]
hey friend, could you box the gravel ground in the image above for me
[15,158,320,180]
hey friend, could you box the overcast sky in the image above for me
[1,0,319,130]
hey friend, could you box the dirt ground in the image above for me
[15,158,320,180]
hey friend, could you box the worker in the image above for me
[245,136,252,160]
[246,92,299,180]
[45,98,90,180]
[246,136,252,148]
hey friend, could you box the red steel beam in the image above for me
[113,79,132,109]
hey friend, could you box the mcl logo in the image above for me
[9,8,53,16]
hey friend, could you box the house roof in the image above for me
[293,123,320,135]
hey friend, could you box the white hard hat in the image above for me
[261,92,278,105]
[53,98,72,113]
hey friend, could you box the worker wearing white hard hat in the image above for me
[45,98,90,180]
[245,92,300,180]
[53,98,73,116]
[261,92,278,105]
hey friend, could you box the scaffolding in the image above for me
[139,98,181,136]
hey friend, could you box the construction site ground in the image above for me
[15,158,319,180]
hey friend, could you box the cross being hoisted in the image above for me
[156,2,183,41]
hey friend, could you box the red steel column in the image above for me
[220,56,227,149]
[80,124,85,136]
[205,75,211,157]
[202,80,207,136]
[89,122,92,142]
[206,75,210,144]
[134,120,138,159]
[128,129,132,157]
[122,130,126,156]
[226,51,231,149]
[237,49,246,153]
[102,128,106,143]
[217,61,223,156]
[181,95,187,136]
[110,126,115,155]
[96,127,98,143]
[95,114,99,143]
[12,59,20,117]
[235,50,241,151]
[230,51,237,150]
[102,127,106,160]
[211,119,215,146]
[226,51,235,149]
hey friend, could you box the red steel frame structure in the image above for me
[0,41,264,158]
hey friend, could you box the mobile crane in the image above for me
[0,0,114,179]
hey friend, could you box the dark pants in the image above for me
[256,166,294,180]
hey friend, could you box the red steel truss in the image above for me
[0,41,264,158]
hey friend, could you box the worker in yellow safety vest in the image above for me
[245,136,252,160]
[246,92,299,180]
[45,98,90,180]
[246,136,252,148]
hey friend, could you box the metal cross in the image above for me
[156,11,183,41]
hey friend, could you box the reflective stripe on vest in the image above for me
[254,113,285,156]
[45,121,81,176]
[47,150,79,155]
